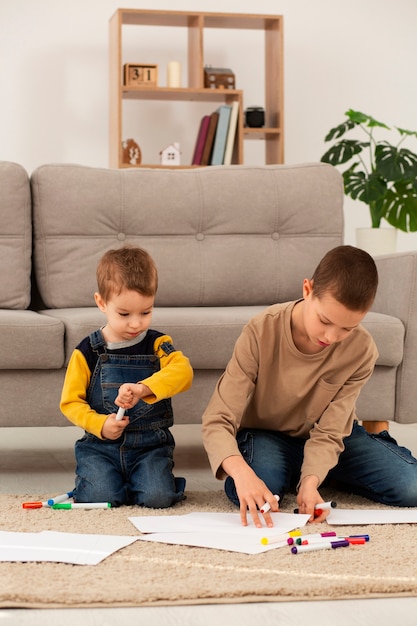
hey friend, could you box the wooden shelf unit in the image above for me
[109,9,284,168]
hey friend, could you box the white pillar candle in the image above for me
[167,61,182,87]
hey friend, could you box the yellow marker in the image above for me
[261,529,302,545]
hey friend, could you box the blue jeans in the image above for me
[225,422,417,507]
[75,427,185,507]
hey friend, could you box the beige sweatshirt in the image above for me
[202,301,378,486]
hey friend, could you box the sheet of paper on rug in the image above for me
[129,511,310,554]
[0,530,138,565]
[129,511,309,534]
[327,508,417,525]
[136,531,289,554]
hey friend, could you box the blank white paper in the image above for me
[129,511,310,554]
[0,530,138,565]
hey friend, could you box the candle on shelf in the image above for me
[167,61,182,87]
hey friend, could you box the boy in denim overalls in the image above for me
[60,246,193,507]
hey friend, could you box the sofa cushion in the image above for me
[361,312,404,366]
[31,163,343,309]
[0,162,31,309]
[41,307,402,371]
[0,310,65,369]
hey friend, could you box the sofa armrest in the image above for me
[373,251,417,423]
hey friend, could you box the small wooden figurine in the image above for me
[204,66,235,90]
[160,142,181,166]
[122,139,142,166]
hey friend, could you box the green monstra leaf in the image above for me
[321,140,367,166]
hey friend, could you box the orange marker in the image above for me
[22,500,49,509]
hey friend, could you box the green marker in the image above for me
[52,502,111,510]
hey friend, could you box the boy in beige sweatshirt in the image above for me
[202,245,417,527]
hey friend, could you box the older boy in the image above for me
[61,246,193,507]
[202,245,417,527]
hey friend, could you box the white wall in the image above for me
[1,0,417,251]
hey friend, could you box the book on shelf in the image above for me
[210,105,232,166]
[200,111,219,166]
[222,101,240,166]
[191,115,211,165]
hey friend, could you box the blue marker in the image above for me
[47,490,74,506]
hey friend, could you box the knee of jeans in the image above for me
[390,478,417,507]
[138,490,179,509]
[224,477,240,506]
[75,477,126,506]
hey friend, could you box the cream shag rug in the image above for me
[1,490,416,608]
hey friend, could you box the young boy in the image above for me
[60,246,193,507]
[202,245,417,527]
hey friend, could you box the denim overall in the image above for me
[74,329,185,507]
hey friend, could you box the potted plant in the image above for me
[321,109,417,253]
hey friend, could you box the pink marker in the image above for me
[289,531,337,545]
[260,494,280,514]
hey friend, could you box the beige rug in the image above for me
[1,490,416,608]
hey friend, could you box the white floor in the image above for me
[0,422,417,625]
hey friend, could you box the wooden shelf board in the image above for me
[244,128,281,139]
[118,163,201,170]
[122,87,243,102]
[115,9,282,31]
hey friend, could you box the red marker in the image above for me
[22,500,49,509]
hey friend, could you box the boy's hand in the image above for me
[115,382,152,409]
[296,475,329,523]
[222,456,279,528]
[101,413,129,440]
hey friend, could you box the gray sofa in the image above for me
[0,160,415,429]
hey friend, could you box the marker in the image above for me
[297,535,367,546]
[291,539,349,554]
[347,534,370,542]
[47,490,74,506]
[293,531,337,545]
[22,500,50,509]
[294,501,337,514]
[116,407,125,421]
[52,502,111,510]
[316,501,337,510]
[260,529,302,545]
[260,494,280,514]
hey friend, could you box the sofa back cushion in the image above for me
[31,163,343,309]
[0,161,32,309]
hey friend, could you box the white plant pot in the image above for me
[356,227,397,257]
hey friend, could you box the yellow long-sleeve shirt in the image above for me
[202,301,378,486]
[60,330,193,438]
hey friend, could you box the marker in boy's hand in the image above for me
[260,494,280,514]
[294,501,337,523]
[116,407,126,421]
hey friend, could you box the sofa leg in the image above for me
[362,421,389,434]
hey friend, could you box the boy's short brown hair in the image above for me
[96,246,158,302]
[311,245,378,312]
